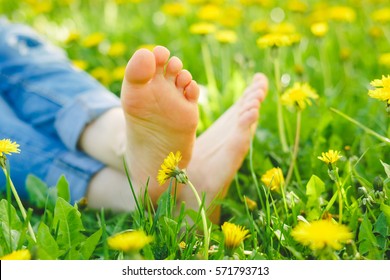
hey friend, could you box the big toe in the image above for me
[124,48,156,85]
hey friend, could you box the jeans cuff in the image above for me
[55,90,121,151]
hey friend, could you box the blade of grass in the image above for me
[100,208,109,260]
[330,107,390,144]
[123,158,143,220]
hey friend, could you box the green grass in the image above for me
[0,0,389,260]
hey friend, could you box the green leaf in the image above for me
[374,213,389,236]
[80,228,102,260]
[380,160,390,178]
[327,169,338,182]
[36,223,60,260]
[52,198,85,257]
[306,175,325,207]
[380,204,390,225]
[358,214,380,258]
[373,213,388,251]
[56,175,70,203]
[26,175,49,208]
[0,199,23,253]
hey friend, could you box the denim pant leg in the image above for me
[0,18,121,151]
[0,98,105,203]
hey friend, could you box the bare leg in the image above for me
[79,107,126,172]
[86,167,135,212]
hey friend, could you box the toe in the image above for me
[124,48,156,85]
[165,56,183,82]
[253,72,269,93]
[153,46,171,74]
[239,107,260,128]
[184,80,200,103]
[240,99,260,115]
[176,70,192,90]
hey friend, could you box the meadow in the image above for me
[0,0,389,260]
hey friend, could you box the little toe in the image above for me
[153,46,171,74]
[176,70,192,90]
[165,56,183,82]
[124,48,156,85]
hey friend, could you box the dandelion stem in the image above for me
[2,167,36,243]
[187,180,209,260]
[272,48,289,152]
[249,138,266,213]
[333,166,343,224]
[285,110,302,187]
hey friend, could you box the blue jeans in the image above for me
[0,18,121,203]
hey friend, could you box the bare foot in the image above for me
[181,73,268,223]
[121,46,200,203]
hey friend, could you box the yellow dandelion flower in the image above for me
[291,219,353,250]
[90,67,111,86]
[310,22,328,37]
[0,139,20,157]
[0,249,31,260]
[368,75,390,104]
[221,222,250,251]
[108,230,153,252]
[256,32,300,48]
[157,151,188,185]
[250,19,269,33]
[137,44,157,51]
[281,82,319,110]
[340,48,351,61]
[189,22,217,35]
[215,30,237,44]
[309,9,328,24]
[64,31,80,44]
[71,59,88,70]
[107,42,126,57]
[371,8,390,23]
[161,3,188,17]
[379,53,390,68]
[112,66,126,81]
[59,0,75,5]
[270,22,297,34]
[198,4,221,21]
[317,150,342,165]
[328,6,356,23]
[287,0,307,13]
[82,32,105,48]
[244,196,257,211]
[294,64,304,76]
[369,26,383,39]
[179,241,187,249]
[31,1,53,14]
[187,0,207,5]
[261,167,284,192]
[218,6,242,28]
[240,0,273,6]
